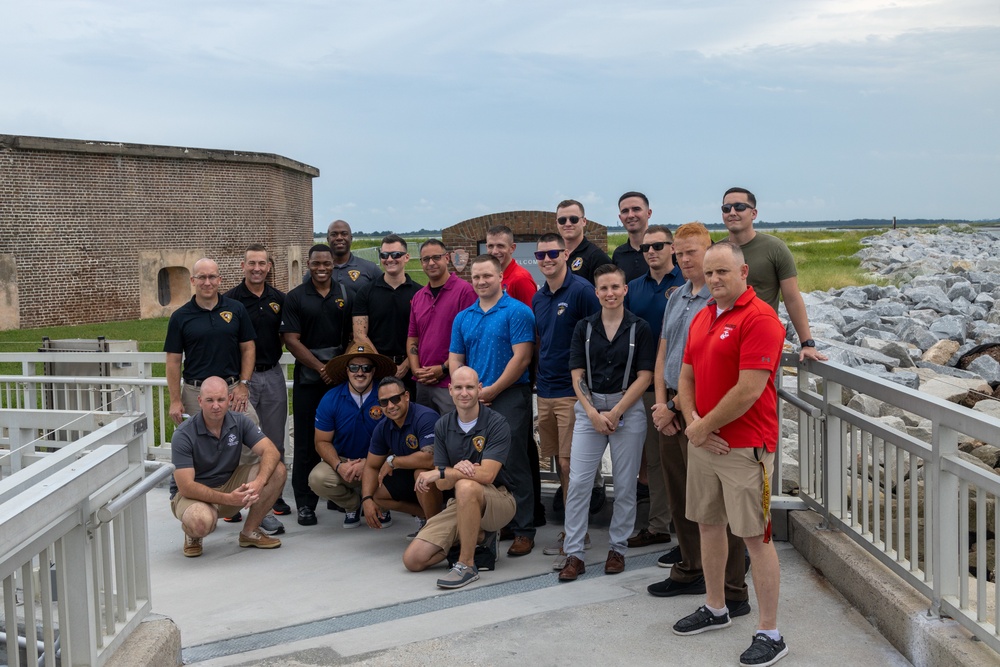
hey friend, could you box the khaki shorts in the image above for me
[417,484,516,554]
[685,444,773,538]
[170,463,255,521]
[536,396,577,459]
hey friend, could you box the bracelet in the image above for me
[334,462,343,474]
[361,495,374,503]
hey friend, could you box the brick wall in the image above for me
[0,135,318,329]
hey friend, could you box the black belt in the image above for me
[389,355,407,364]
[186,376,238,387]
[254,363,277,372]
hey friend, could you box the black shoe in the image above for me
[672,605,731,636]
[534,508,547,528]
[223,511,242,523]
[272,497,292,516]
[589,485,607,515]
[297,506,318,526]
[552,486,564,513]
[657,546,682,568]
[726,598,752,618]
[647,575,706,598]
[739,632,788,666]
[499,526,515,541]
[636,481,650,502]
[327,500,339,511]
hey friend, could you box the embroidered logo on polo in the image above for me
[335,298,345,309]
[226,433,239,447]
[369,406,384,420]
[571,258,583,271]
[348,270,360,281]
[406,434,419,450]
[557,302,568,316]
[665,286,679,299]
[472,435,485,452]
[269,302,280,314]
[219,311,233,323]
[720,323,736,340]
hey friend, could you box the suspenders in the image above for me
[584,320,636,392]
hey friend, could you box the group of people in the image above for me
[166,187,826,667]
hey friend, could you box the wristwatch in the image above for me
[386,454,396,469]
[438,466,446,479]
[665,399,676,412]
[801,339,816,348]
[240,379,251,386]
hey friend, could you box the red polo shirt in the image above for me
[682,287,785,451]
[502,260,538,308]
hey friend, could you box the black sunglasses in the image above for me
[721,203,753,213]
[640,241,672,253]
[534,249,562,260]
[379,251,407,260]
[347,363,375,373]
[557,216,581,225]
[378,391,406,407]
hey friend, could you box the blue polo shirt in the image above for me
[532,270,600,398]
[450,292,535,387]
[370,402,439,457]
[314,383,384,459]
[624,266,685,336]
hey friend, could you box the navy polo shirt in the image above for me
[532,270,601,398]
[314,382,385,459]
[612,242,649,283]
[224,281,285,367]
[369,402,438,457]
[568,238,613,285]
[164,295,256,382]
[450,293,535,387]
[280,280,346,351]
[624,266,685,336]
[169,411,265,496]
[353,274,421,360]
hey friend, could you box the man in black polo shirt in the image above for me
[352,233,420,397]
[556,199,612,286]
[224,244,291,517]
[324,219,380,347]
[281,244,347,527]
[165,257,258,427]
[611,191,653,283]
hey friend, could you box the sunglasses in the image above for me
[721,203,753,213]
[557,216,581,225]
[379,251,407,260]
[534,249,563,260]
[378,391,406,407]
[347,363,375,373]
[420,253,447,264]
[640,241,672,253]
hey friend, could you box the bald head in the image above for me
[327,220,353,259]
[199,376,229,396]
[197,376,231,422]
[450,365,479,385]
[190,258,222,302]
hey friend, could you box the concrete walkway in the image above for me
[146,484,912,666]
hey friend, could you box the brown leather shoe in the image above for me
[558,555,586,581]
[627,528,672,548]
[506,535,534,557]
[605,549,625,574]
[183,534,202,558]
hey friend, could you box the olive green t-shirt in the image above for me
[739,232,797,312]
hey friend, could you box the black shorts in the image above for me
[381,467,418,504]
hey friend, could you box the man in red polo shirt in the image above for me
[486,225,537,307]
[671,241,789,667]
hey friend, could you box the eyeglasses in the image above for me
[420,253,447,264]
[640,242,672,253]
[534,249,563,260]
[347,363,375,373]
[193,274,221,282]
[557,216,581,225]
[377,391,406,407]
[379,251,407,260]
[721,203,753,213]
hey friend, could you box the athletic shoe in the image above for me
[542,531,591,555]
[739,633,788,666]
[551,553,568,570]
[238,530,281,549]
[436,562,479,589]
[377,510,392,528]
[259,513,285,535]
[223,511,242,523]
[658,546,682,568]
[647,576,706,598]
[407,517,427,540]
[183,534,202,558]
[672,605,732,636]
[727,598,753,618]
[272,497,292,515]
[481,530,499,564]
[343,509,361,528]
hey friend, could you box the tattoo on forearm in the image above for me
[577,379,594,408]
[410,343,419,355]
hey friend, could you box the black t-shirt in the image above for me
[353,274,420,358]
[164,296,256,382]
[224,281,285,367]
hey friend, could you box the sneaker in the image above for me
[647,575,706,598]
[407,517,427,540]
[183,534,202,558]
[238,530,281,549]
[343,509,361,528]
[259,513,285,535]
[224,511,242,523]
[436,562,479,589]
[739,633,788,666]
[672,605,732,636]
[481,530,499,567]
[658,546,682,568]
[551,553,568,570]
[272,497,292,515]
[627,528,672,548]
[727,598,753,618]
[542,531,591,555]
[377,510,392,528]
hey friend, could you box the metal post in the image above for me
[931,425,959,618]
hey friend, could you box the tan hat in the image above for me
[323,342,397,385]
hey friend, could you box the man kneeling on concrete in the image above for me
[170,376,287,557]
[360,377,442,532]
[403,366,516,589]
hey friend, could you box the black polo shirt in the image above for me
[279,280,346,353]
[568,237,613,285]
[353,274,420,360]
[224,281,285,368]
[433,405,514,491]
[612,242,648,283]
[569,309,655,393]
[164,295,256,382]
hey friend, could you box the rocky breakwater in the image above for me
[777,225,1000,580]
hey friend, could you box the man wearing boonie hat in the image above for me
[308,343,395,528]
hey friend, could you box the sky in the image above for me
[3,1,999,233]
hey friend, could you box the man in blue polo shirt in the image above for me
[623,224,685,548]
[308,344,395,527]
[449,254,537,557]
[360,377,441,531]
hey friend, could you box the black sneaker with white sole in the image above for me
[657,546,682,568]
[672,605,732,636]
[739,632,788,666]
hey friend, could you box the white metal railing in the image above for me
[0,410,164,667]
[786,353,1000,654]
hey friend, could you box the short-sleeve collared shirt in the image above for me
[169,411,266,495]
[353,274,420,359]
[612,242,648,283]
[624,266,685,338]
[369,402,439,457]
[314,382,385,459]
[280,280,346,353]
[569,309,656,393]
[164,295,256,382]
[532,270,600,398]
[224,281,285,367]
[568,238,613,285]
[433,405,513,490]
[450,292,535,387]
[407,273,478,388]
[501,260,538,308]
[660,281,711,390]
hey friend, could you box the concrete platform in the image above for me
[145,484,912,666]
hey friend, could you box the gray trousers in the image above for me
[249,364,288,458]
[563,393,646,557]
[414,384,455,414]
[489,384,536,539]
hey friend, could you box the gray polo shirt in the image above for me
[660,281,711,390]
[169,411,265,496]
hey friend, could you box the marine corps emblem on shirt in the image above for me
[571,257,583,271]
[557,302,568,316]
[269,302,280,314]
[348,270,360,281]
[226,433,239,447]
[472,435,485,452]
[720,323,736,340]
[369,406,384,420]
[219,311,233,323]
[406,434,419,450]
